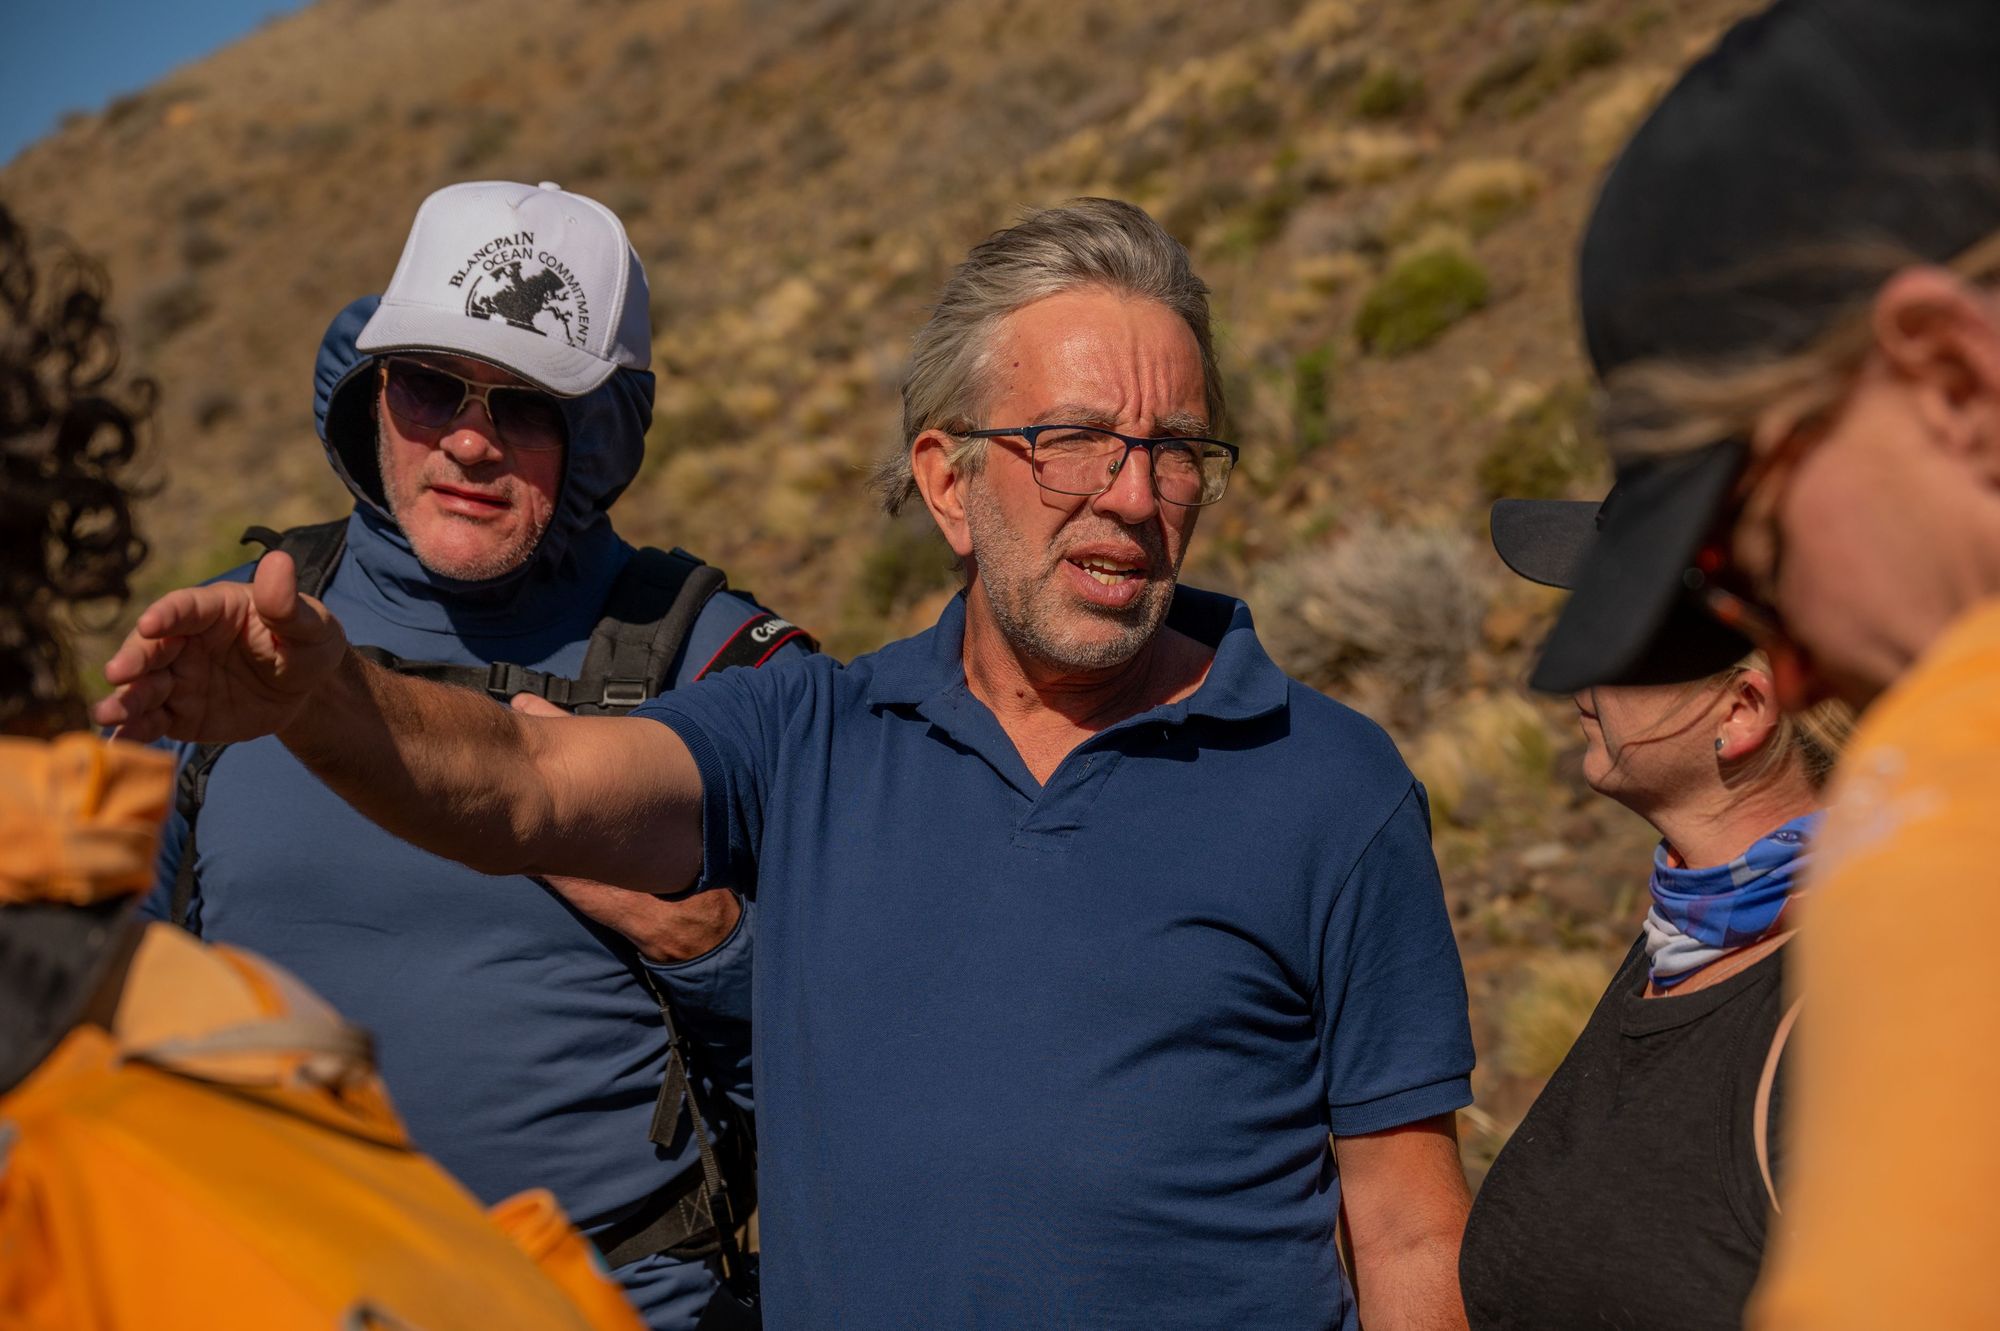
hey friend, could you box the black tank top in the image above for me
[1459,936,1790,1331]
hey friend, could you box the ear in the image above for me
[911,428,975,561]
[1715,667,1781,765]
[1870,266,2000,483]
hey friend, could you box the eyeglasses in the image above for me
[380,357,568,451]
[1680,423,1820,649]
[1683,547,1784,648]
[960,425,1239,507]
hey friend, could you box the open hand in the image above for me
[94,552,349,744]
[510,692,742,964]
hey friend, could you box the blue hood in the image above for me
[312,295,655,585]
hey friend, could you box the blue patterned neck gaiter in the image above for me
[1641,812,1819,990]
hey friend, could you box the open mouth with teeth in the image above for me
[1075,557,1141,585]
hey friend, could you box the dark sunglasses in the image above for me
[380,357,567,451]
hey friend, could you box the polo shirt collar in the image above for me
[861,585,1291,726]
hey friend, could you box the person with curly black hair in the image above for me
[0,199,649,1331]
[0,201,150,738]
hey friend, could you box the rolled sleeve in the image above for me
[644,895,756,1114]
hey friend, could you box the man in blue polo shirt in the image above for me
[102,197,1477,1330]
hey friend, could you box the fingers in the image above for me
[251,552,336,646]
[94,670,176,724]
[251,549,299,625]
[509,692,570,719]
[129,583,243,648]
[103,621,189,687]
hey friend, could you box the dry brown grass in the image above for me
[1497,949,1618,1080]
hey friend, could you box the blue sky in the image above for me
[1,0,312,167]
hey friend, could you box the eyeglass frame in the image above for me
[1679,418,1825,650]
[377,356,569,452]
[956,424,1240,507]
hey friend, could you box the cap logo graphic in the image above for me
[447,231,592,349]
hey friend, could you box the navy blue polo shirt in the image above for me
[635,587,1473,1330]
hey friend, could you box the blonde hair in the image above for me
[1718,651,1854,791]
[1602,227,2000,463]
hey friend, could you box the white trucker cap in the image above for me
[357,180,649,396]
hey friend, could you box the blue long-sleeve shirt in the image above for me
[144,297,798,1330]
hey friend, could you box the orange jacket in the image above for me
[0,736,645,1331]
[1750,601,2000,1329]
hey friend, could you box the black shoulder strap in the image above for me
[570,546,725,716]
[170,519,351,929]
[242,519,348,599]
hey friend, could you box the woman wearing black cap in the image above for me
[1458,497,1849,1331]
[1500,0,2000,1325]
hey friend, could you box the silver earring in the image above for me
[1714,738,1725,752]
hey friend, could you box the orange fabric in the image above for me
[489,1189,665,1331]
[1749,599,2000,1330]
[0,735,171,905]
[0,1021,643,1331]
[0,735,646,1331]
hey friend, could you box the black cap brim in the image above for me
[1527,440,1755,692]
[1490,499,1599,590]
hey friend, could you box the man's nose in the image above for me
[1090,444,1161,525]
[437,399,504,465]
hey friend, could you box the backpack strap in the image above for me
[569,546,725,716]
[170,520,350,929]
[242,519,349,600]
[1755,995,1803,1213]
[588,967,756,1290]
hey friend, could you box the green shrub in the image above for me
[1213,183,1302,258]
[1475,381,1599,500]
[1291,343,1337,452]
[857,516,956,618]
[643,393,741,477]
[1554,23,1625,80]
[448,111,518,170]
[1353,245,1489,356]
[180,225,230,269]
[137,274,211,345]
[1353,63,1424,120]
[1460,21,1627,120]
[1458,42,1542,116]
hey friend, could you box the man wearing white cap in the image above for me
[142,181,808,1329]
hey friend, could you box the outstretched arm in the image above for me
[95,553,704,893]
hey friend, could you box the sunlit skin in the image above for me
[1574,672,1810,867]
[376,351,564,582]
[1573,669,1821,997]
[910,287,1215,783]
[1723,267,2000,709]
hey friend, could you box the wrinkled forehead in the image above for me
[983,291,1209,431]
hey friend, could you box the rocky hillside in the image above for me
[4,0,1760,1173]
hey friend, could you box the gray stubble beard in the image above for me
[962,477,1179,674]
[375,408,550,583]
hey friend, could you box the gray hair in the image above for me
[873,197,1225,514]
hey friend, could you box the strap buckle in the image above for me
[486,661,552,700]
[600,678,650,710]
